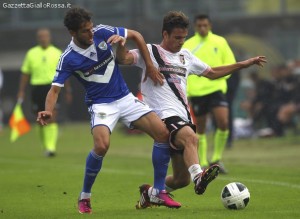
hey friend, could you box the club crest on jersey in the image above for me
[179,54,185,64]
[98,41,107,50]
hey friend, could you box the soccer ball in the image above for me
[221,182,250,210]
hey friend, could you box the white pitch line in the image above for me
[218,176,300,190]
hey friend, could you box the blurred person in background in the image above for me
[225,71,240,147]
[0,68,3,132]
[272,64,300,136]
[17,28,72,157]
[183,14,236,174]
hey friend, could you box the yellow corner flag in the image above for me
[9,102,31,142]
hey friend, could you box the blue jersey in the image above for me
[53,25,130,106]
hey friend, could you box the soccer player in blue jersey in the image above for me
[36,7,182,214]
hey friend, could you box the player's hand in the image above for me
[107,35,126,46]
[243,56,267,68]
[36,111,52,126]
[144,65,164,86]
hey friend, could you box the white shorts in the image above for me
[88,93,153,132]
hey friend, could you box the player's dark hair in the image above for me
[162,11,189,35]
[64,7,92,31]
[194,14,211,23]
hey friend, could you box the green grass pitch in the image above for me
[0,123,300,219]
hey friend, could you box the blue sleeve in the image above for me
[93,24,127,41]
[52,55,72,87]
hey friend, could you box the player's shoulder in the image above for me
[93,24,115,33]
[26,45,40,54]
[179,48,194,57]
[210,33,228,43]
[58,45,74,63]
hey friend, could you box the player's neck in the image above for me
[160,42,171,53]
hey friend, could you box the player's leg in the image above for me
[165,151,190,191]
[121,94,179,208]
[32,84,59,157]
[190,96,210,168]
[211,105,229,174]
[171,124,219,195]
[132,113,181,208]
[78,102,119,214]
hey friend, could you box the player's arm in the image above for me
[203,56,267,80]
[36,85,61,126]
[127,30,163,85]
[17,73,30,102]
[115,41,134,65]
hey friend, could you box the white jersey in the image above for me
[130,44,210,121]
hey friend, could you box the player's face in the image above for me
[71,21,94,49]
[162,28,188,53]
[194,19,211,37]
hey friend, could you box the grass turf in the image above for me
[0,123,300,219]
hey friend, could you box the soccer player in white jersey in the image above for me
[36,7,183,214]
[116,11,267,208]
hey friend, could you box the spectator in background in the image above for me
[226,71,240,147]
[17,28,72,157]
[183,14,236,174]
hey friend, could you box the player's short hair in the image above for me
[162,11,189,35]
[64,7,92,31]
[194,14,211,23]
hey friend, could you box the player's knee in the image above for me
[93,141,109,156]
[182,133,198,149]
[218,120,229,130]
[154,127,169,143]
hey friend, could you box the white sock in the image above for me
[80,192,91,200]
[188,164,203,182]
[148,187,159,197]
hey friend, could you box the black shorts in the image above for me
[189,91,228,116]
[163,116,196,155]
[31,84,51,113]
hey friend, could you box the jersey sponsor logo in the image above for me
[159,65,186,77]
[75,51,115,83]
[98,41,107,50]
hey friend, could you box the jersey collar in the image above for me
[70,39,98,62]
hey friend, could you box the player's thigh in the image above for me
[133,112,169,143]
[195,114,208,133]
[212,106,229,130]
[171,152,190,184]
[174,126,198,149]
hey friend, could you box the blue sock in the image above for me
[82,150,103,193]
[152,142,170,191]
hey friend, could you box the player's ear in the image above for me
[162,30,168,39]
[69,30,76,37]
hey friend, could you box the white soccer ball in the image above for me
[221,182,250,210]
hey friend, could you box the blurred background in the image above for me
[0,0,300,137]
